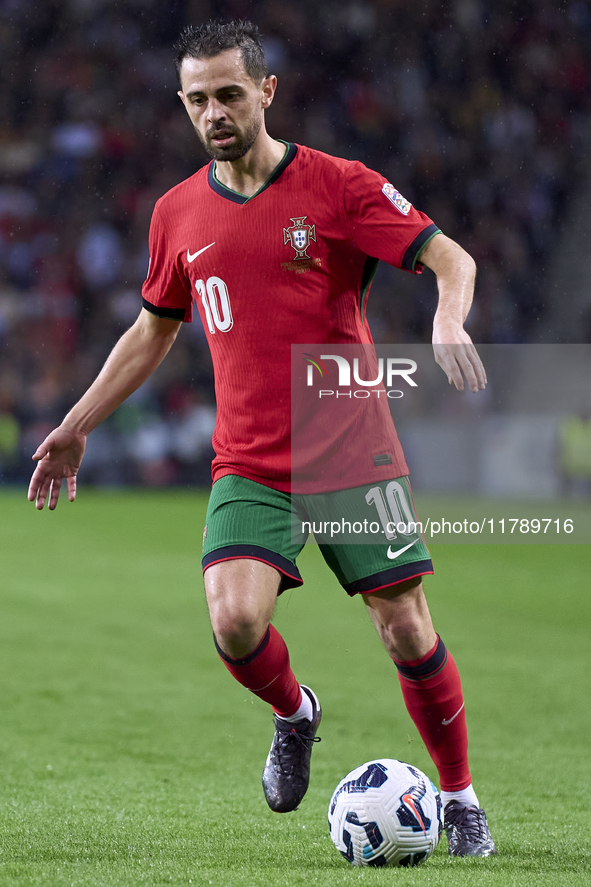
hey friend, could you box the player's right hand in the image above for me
[27,426,87,510]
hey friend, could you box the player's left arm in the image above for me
[418,232,487,393]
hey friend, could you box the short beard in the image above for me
[200,115,262,162]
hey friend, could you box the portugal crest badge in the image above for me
[283,216,316,259]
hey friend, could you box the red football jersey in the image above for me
[141,142,440,491]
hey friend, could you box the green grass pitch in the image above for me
[0,488,589,886]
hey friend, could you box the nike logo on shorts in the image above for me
[386,538,419,560]
[187,242,216,262]
[442,703,465,725]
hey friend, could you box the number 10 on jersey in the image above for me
[196,277,233,333]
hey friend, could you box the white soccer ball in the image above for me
[328,759,443,867]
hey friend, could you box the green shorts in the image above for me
[202,475,433,596]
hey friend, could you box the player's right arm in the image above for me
[28,308,182,510]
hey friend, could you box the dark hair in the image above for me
[173,19,268,86]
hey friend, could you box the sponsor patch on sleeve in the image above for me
[382,183,412,215]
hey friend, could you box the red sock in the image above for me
[393,636,471,792]
[215,624,302,718]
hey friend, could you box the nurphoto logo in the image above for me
[303,352,418,399]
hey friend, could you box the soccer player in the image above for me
[28,20,496,857]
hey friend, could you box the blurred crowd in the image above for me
[1,0,590,485]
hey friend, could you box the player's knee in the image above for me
[384,616,428,654]
[203,560,279,653]
[366,580,434,659]
[380,621,435,662]
[213,611,266,644]
[208,595,269,656]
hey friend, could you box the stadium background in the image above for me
[1,0,590,488]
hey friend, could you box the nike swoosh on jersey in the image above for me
[441,702,465,726]
[386,538,419,560]
[187,242,216,262]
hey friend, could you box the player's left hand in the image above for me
[27,425,87,510]
[432,323,487,393]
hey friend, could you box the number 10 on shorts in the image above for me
[365,480,419,541]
